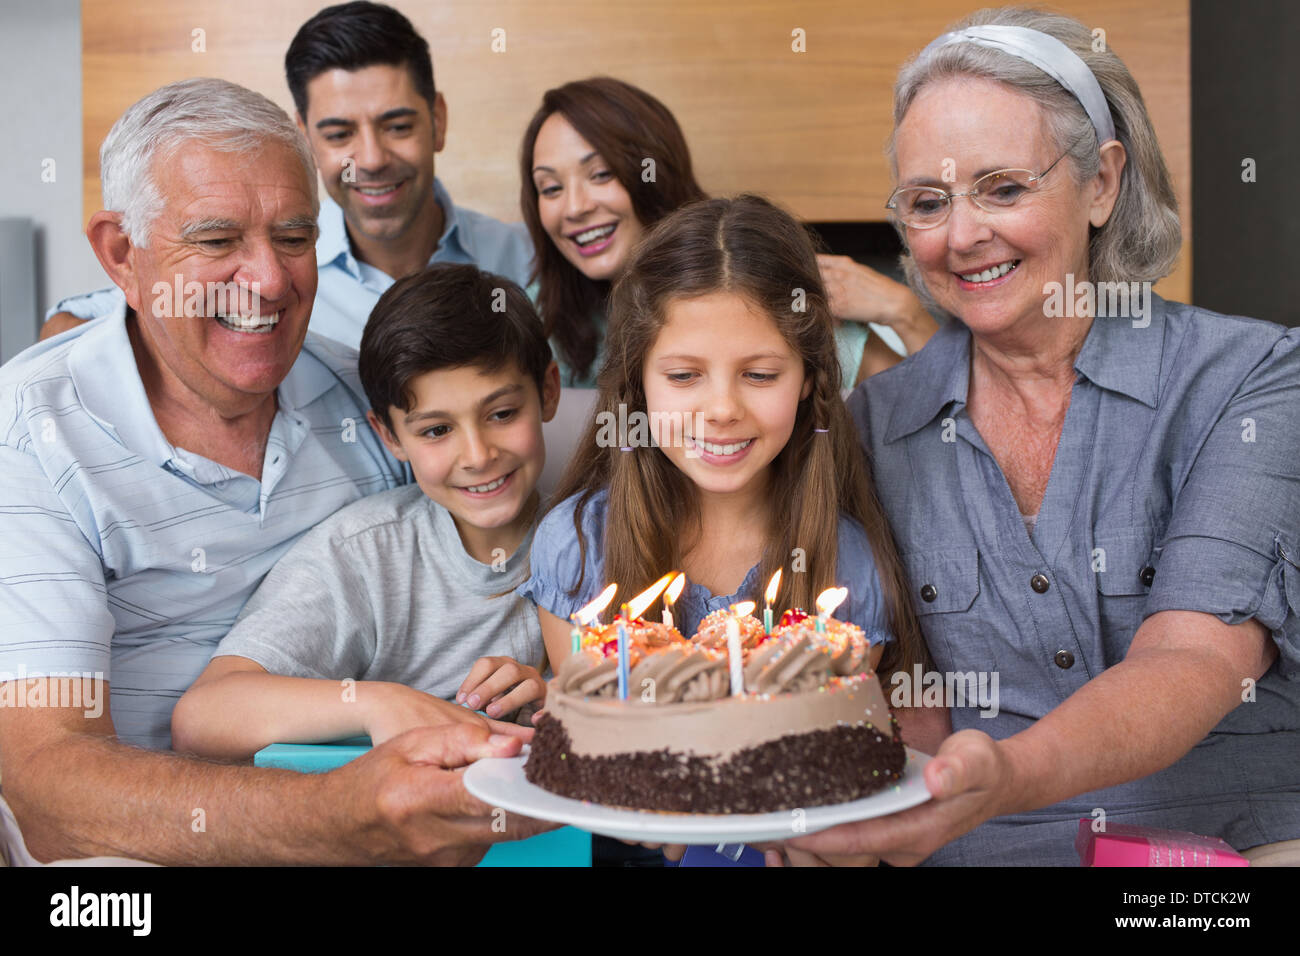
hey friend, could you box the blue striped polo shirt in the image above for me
[0,302,405,749]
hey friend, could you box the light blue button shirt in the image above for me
[47,178,535,352]
[849,295,1300,864]
[517,488,894,645]
[0,301,405,750]
[310,177,534,348]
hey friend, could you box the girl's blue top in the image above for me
[517,488,894,646]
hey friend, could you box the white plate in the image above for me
[464,746,932,844]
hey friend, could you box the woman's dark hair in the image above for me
[519,77,707,383]
[359,264,552,427]
[286,1,436,119]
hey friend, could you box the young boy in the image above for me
[172,264,560,760]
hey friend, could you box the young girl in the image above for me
[518,194,924,677]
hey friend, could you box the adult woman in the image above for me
[781,7,1299,866]
[520,76,930,387]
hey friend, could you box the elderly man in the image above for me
[0,78,540,865]
[41,1,533,348]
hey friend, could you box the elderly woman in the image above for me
[781,7,1300,866]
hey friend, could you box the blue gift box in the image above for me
[255,739,590,867]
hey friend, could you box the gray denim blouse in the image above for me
[847,295,1300,865]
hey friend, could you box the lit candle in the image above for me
[763,568,783,634]
[628,572,676,621]
[572,583,618,655]
[617,603,630,699]
[728,601,756,696]
[815,586,848,634]
[662,572,686,629]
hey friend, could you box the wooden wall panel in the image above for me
[83,0,1190,301]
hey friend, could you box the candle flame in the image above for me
[764,568,782,606]
[664,571,686,605]
[576,583,618,625]
[732,600,756,617]
[815,586,848,618]
[628,573,675,620]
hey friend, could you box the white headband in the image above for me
[918,24,1116,144]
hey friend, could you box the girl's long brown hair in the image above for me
[520,77,708,383]
[550,194,924,675]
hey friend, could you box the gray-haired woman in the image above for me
[774,6,1300,867]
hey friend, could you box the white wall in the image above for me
[0,0,109,343]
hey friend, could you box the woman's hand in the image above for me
[816,255,919,326]
[782,729,1015,866]
[817,254,938,355]
[361,682,531,748]
[457,656,547,718]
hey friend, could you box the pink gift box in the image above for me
[1075,819,1249,867]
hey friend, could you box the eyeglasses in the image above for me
[885,145,1073,229]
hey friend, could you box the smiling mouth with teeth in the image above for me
[958,260,1020,283]
[355,183,400,196]
[461,472,511,494]
[215,311,282,334]
[573,224,616,247]
[689,437,755,456]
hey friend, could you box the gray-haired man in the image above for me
[0,78,541,865]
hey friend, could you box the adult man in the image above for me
[41,1,533,348]
[0,78,540,865]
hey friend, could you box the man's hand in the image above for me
[2,680,547,865]
[331,722,554,866]
[762,846,879,867]
[361,682,531,747]
[616,841,685,862]
[456,656,546,718]
[38,311,89,342]
[783,729,1013,866]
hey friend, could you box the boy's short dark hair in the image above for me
[359,264,553,428]
[285,1,437,119]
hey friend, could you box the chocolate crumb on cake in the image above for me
[526,710,906,814]
[530,612,908,813]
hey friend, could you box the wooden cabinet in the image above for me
[83,0,1189,301]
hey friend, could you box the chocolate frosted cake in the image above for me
[526,612,906,814]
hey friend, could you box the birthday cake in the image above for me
[525,609,907,814]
